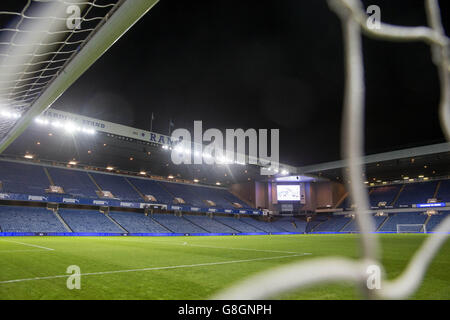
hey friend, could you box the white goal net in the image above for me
[0,0,159,153]
[397,224,427,234]
[214,0,450,300]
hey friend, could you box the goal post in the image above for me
[396,224,427,234]
[0,0,159,154]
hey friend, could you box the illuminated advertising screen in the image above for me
[277,185,301,201]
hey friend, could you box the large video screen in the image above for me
[277,185,301,201]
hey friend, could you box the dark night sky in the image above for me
[53,0,449,166]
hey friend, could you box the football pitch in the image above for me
[0,234,449,300]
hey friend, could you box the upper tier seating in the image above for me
[0,161,49,195]
[152,213,206,233]
[369,185,401,207]
[158,182,205,207]
[396,181,438,206]
[59,209,123,233]
[90,173,142,201]
[109,211,169,233]
[0,206,66,232]
[379,212,427,232]
[183,215,237,233]
[47,167,98,198]
[127,178,173,203]
[213,216,262,233]
[313,216,351,232]
[436,180,450,202]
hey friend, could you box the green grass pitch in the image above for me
[0,234,449,300]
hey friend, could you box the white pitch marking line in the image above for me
[0,239,54,251]
[0,249,55,253]
[97,237,308,255]
[0,253,307,285]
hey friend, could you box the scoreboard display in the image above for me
[276,185,301,201]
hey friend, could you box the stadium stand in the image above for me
[90,173,142,201]
[378,212,427,232]
[239,217,285,233]
[426,213,449,232]
[342,215,387,232]
[108,211,170,233]
[47,167,99,198]
[158,181,205,207]
[436,180,450,202]
[58,209,123,233]
[271,217,307,233]
[183,215,237,233]
[313,216,351,232]
[0,161,50,195]
[213,216,262,233]
[127,177,174,203]
[369,185,401,207]
[152,213,206,233]
[396,181,439,206]
[0,206,66,232]
[216,189,253,209]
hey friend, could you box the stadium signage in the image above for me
[171,121,279,175]
[416,202,446,208]
[63,198,78,204]
[40,109,175,148]
[120,202,133,207]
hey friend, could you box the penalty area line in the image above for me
[0,253,307,285]
[0,239,54,251]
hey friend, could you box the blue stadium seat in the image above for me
[272,217,307,233]
[59,208,123,233]
[183,215,237,233]
[0,205,66,232]
[213,216,262,233]
[426,213,449,232]
[90,173,142,201]
[313,216,351,232]
[342,215,387,232]
[396,181,438,206]
[239,217,285,233]
[109,211,170,233]
[369,185,401,207]
[127,178,173,203]
[436,180,450,202]
[47,167,99,198]
[152,213,206,233]
[379,212,427,232]
[0,161,49,195]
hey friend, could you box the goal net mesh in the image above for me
[0,0,123,144]
[215,0,450,300]
[397,224,426,233]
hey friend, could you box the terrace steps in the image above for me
[150,214,173,233]
[87,173,102,192]
[105,213,128,233]
[423,215,432,232]
[339,217,353,232]
[433,181,441,199]
[376,215,390,231]
[391,184,405,207]
[181,215,209,232]
[53,210,72,232]
[43,167,55,186]
[125,178,145,200]
[310,218,328,232]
